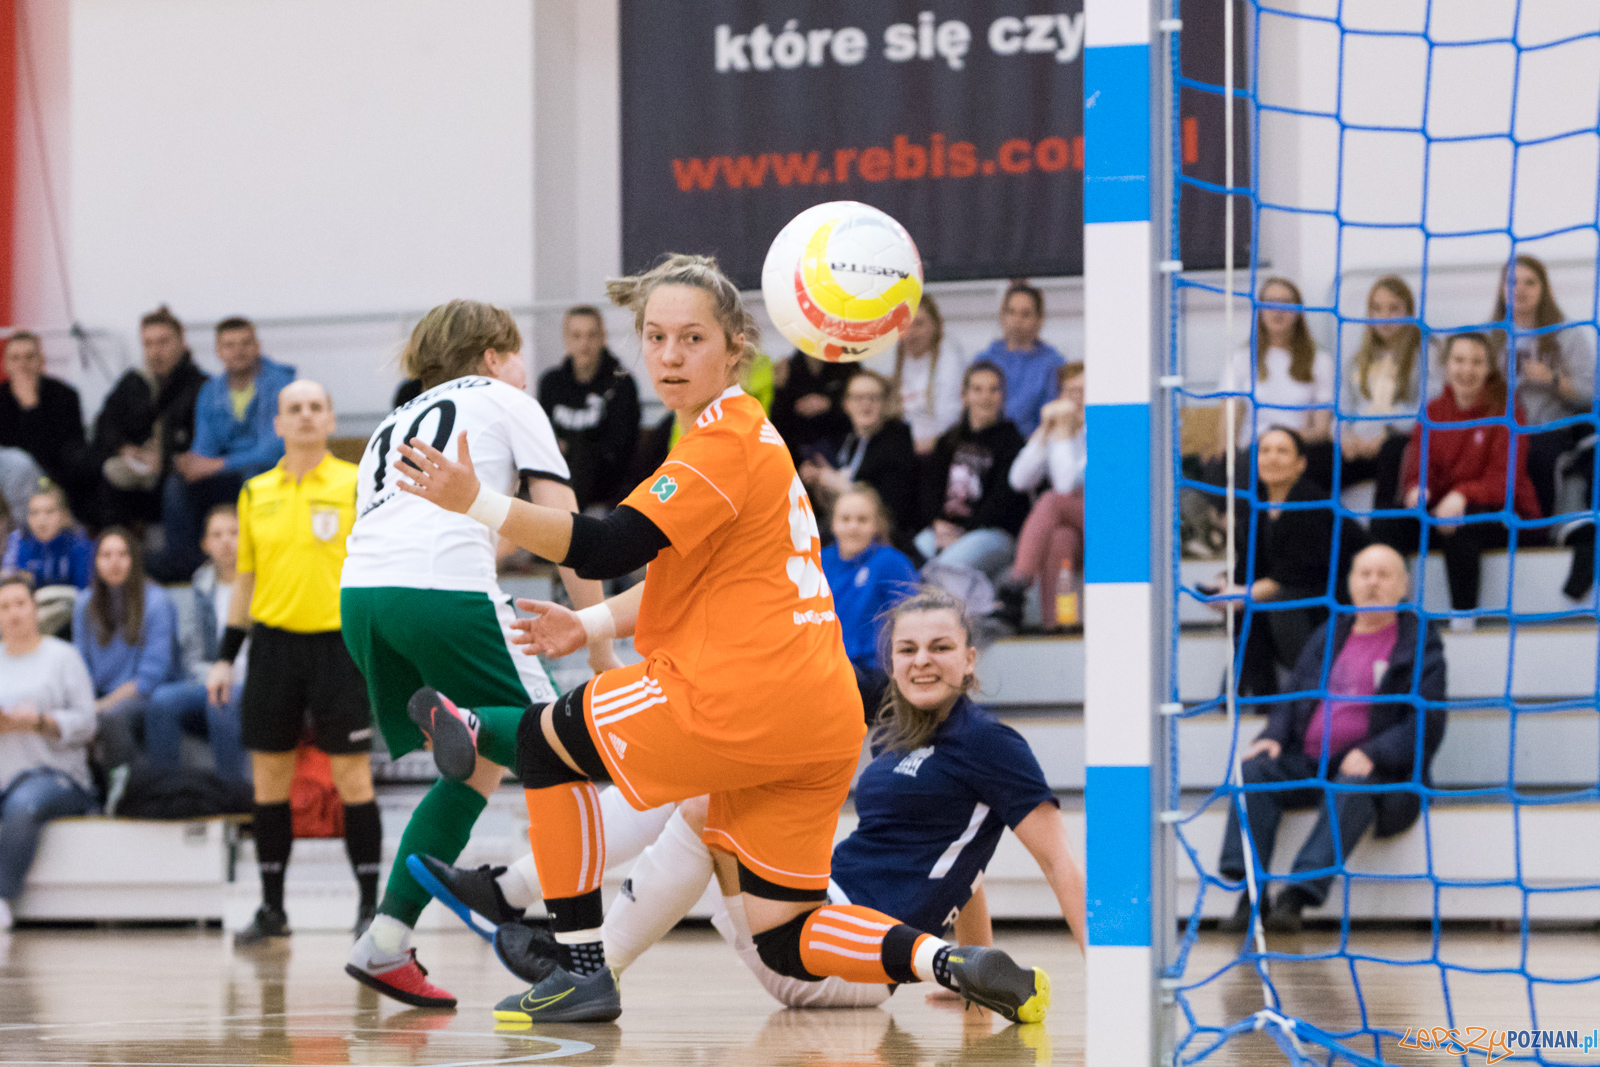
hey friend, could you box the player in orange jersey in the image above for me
[393,254,1050,1024]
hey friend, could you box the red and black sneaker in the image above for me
[346,948,457,1009]
[407,687,480,781]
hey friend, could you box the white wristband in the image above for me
[465,483,512,532]
[576,603,617,643]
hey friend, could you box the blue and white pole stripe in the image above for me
[1083,1,1157,1064]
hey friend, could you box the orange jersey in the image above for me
[620,386,865,765]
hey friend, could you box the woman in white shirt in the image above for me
[868,295,965,454]
[1341,275,1423,509]
[997,363,1085,631]
[1220,276,1336,489]
[0,573,97,931]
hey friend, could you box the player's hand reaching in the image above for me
[511,598,588,659]
[396,432,481,514]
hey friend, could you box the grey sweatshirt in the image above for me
[0,636,96,793]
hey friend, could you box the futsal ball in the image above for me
[761,201,923,363]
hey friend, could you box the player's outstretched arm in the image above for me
[511,582,646,659]
[1014,801,1087,954]
[396,432,575,563]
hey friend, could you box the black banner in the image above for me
[620,2,1246,289]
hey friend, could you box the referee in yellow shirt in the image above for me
[206,380,380,943]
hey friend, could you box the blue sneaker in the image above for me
[492,963,622,1024]
[407,855,526,944]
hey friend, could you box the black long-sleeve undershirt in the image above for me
[562,505,672,580]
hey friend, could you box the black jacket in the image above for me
[93,353,208,475]
[922,415,1029,536]
[537,349,641,510]
[0,376,92,484]
[771,354,853,464]
[829,418,920,536]
[1260,612,1448,787]
[1232,477,1336,592]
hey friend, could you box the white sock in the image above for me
[0,898,12,931]
[598,788,676,868]
[498,855,540,911]
[349,913,411,969]
[711,893,750,949]
[602,809,713,972]
[912,934,950,984]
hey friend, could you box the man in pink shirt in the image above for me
[1218,544,1448,934]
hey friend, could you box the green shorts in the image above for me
[340,586,559,761]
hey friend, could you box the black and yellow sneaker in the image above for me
[491,963,622,1024]
[945,945,1051,1024]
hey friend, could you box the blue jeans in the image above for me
[914,526,1017,583]
[0,768,98,900]
[148,470,244,582]
[145,679,250,785]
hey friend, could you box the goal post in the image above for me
[1081,1,1171,1065]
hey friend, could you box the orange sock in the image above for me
[798,905,932,985]
[523,782,605,900]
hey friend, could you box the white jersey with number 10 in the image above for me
[341,376,569,595]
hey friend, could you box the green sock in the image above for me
[472,704,527,770]
[376,778,488,926]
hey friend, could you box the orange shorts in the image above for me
[583,660,855,891]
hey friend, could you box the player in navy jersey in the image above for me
[417,585,1085,1009]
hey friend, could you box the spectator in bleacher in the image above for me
[998,363,1086,632]
[916,361,1029,583]
[971,282,1065,437]
[93,306,209,530]
[1217,543,1446,934]
[1341,276,1423,512]
[144,505,248,785]
[0,331,97,526]
[799,370,920,546]
[868,295,965,454]
[770,350,853,465]
[1218,427,1338,698]
[72,528,178,798]
[819,484,919,715]
[1217,277,1336,490]
[537,306,641,512]
[1491,254,1596,519]
[0,573,97,932]
[2,485,92,635]
[1372,332,1540,626]
[148,317,293,582]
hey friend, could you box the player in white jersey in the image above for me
[339,299,668,1006]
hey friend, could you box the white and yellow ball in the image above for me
[761,200,923,363]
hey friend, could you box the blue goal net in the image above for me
[1162,2,1600,1064]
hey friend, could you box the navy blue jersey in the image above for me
[830,697,1057,934]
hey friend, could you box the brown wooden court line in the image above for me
[0,926,1593,1065]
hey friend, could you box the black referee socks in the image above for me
[252,802,293,912]
[342,801,383,910]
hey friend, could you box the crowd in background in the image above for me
[1,253,1595,929]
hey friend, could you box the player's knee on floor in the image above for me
[515,685,607,788]
[752,911,822,982]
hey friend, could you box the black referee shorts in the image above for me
[240,624,373,755]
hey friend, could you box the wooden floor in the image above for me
[0,925,1593,1065]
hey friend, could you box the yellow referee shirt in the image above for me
[237,453,359,633]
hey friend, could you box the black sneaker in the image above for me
[944,945,1051,1024]
[1265,887,1314,933]
[493,918,563,984]
[408,854,525,942]
[407,687,480,781]
[1218,893,1255,934]
[235,904,291,945]
[492,962,621,1024]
